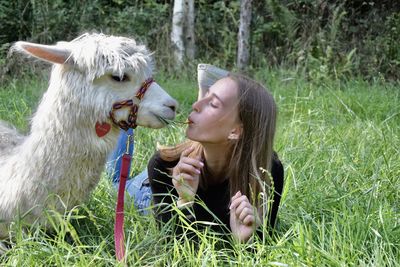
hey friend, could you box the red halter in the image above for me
[109,78,154,130]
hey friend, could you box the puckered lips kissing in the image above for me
[186,116,194,125]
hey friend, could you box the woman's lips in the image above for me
[187,116,194,124]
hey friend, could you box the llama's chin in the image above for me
[137,112,175,129]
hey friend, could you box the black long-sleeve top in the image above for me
[148,151,284,236]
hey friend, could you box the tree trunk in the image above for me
[237,0,252,72]
[171,0,185,66]
[185,0,195,60]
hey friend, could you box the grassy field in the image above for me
[0,70,399,266]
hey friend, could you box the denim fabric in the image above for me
[106,129,152,215]
[125,169,152,215]
[106,128,134,183]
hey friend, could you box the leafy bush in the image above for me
[0,0,399,81]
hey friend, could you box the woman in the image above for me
[108,65,284,242]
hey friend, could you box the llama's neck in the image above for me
[31,67,118,153]
[16,69,120,203]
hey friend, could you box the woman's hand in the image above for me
[229,191,261,242]
[172,146,203,206]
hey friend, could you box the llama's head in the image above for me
[13,33,177,134]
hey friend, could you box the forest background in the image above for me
[0,0,400,81]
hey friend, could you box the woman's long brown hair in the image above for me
[158,74,277,212]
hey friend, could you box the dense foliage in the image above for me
[1,0,399,81]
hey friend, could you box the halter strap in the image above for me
[109,78,154,130]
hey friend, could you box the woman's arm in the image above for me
[229,155,284,242]
[148,149,202,227]
[171,146,202,206]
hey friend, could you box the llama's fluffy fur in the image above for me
[0,33,177,240]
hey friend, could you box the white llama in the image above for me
[0,33,178,243]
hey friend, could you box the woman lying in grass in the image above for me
[107,65,284,243]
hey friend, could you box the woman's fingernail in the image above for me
[196,169,201,174]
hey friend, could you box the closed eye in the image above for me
[111,74,130,82]
[204,91,223,107]
[210,101,218,108]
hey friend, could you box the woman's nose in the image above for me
[192,100,201,112]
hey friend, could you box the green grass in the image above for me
[0,70,399,266]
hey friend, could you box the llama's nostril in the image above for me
[165,104,176,112]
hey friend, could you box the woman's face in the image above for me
[186,77,241,144]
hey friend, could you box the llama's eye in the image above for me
[111,74,129,82]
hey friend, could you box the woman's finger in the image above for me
[177,162,201,176]
[173,172,195,183]
[229,191,242,210]
[232,191,241,199]
[230,194,250,211]
[238,207,253,221]
[180,157,204,170]
[180,146,195,158]
[242,214,255,226]
[235,200,252,217]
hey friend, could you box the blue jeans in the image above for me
[106,129,152,215]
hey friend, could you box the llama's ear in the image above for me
[14,41,71,64]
